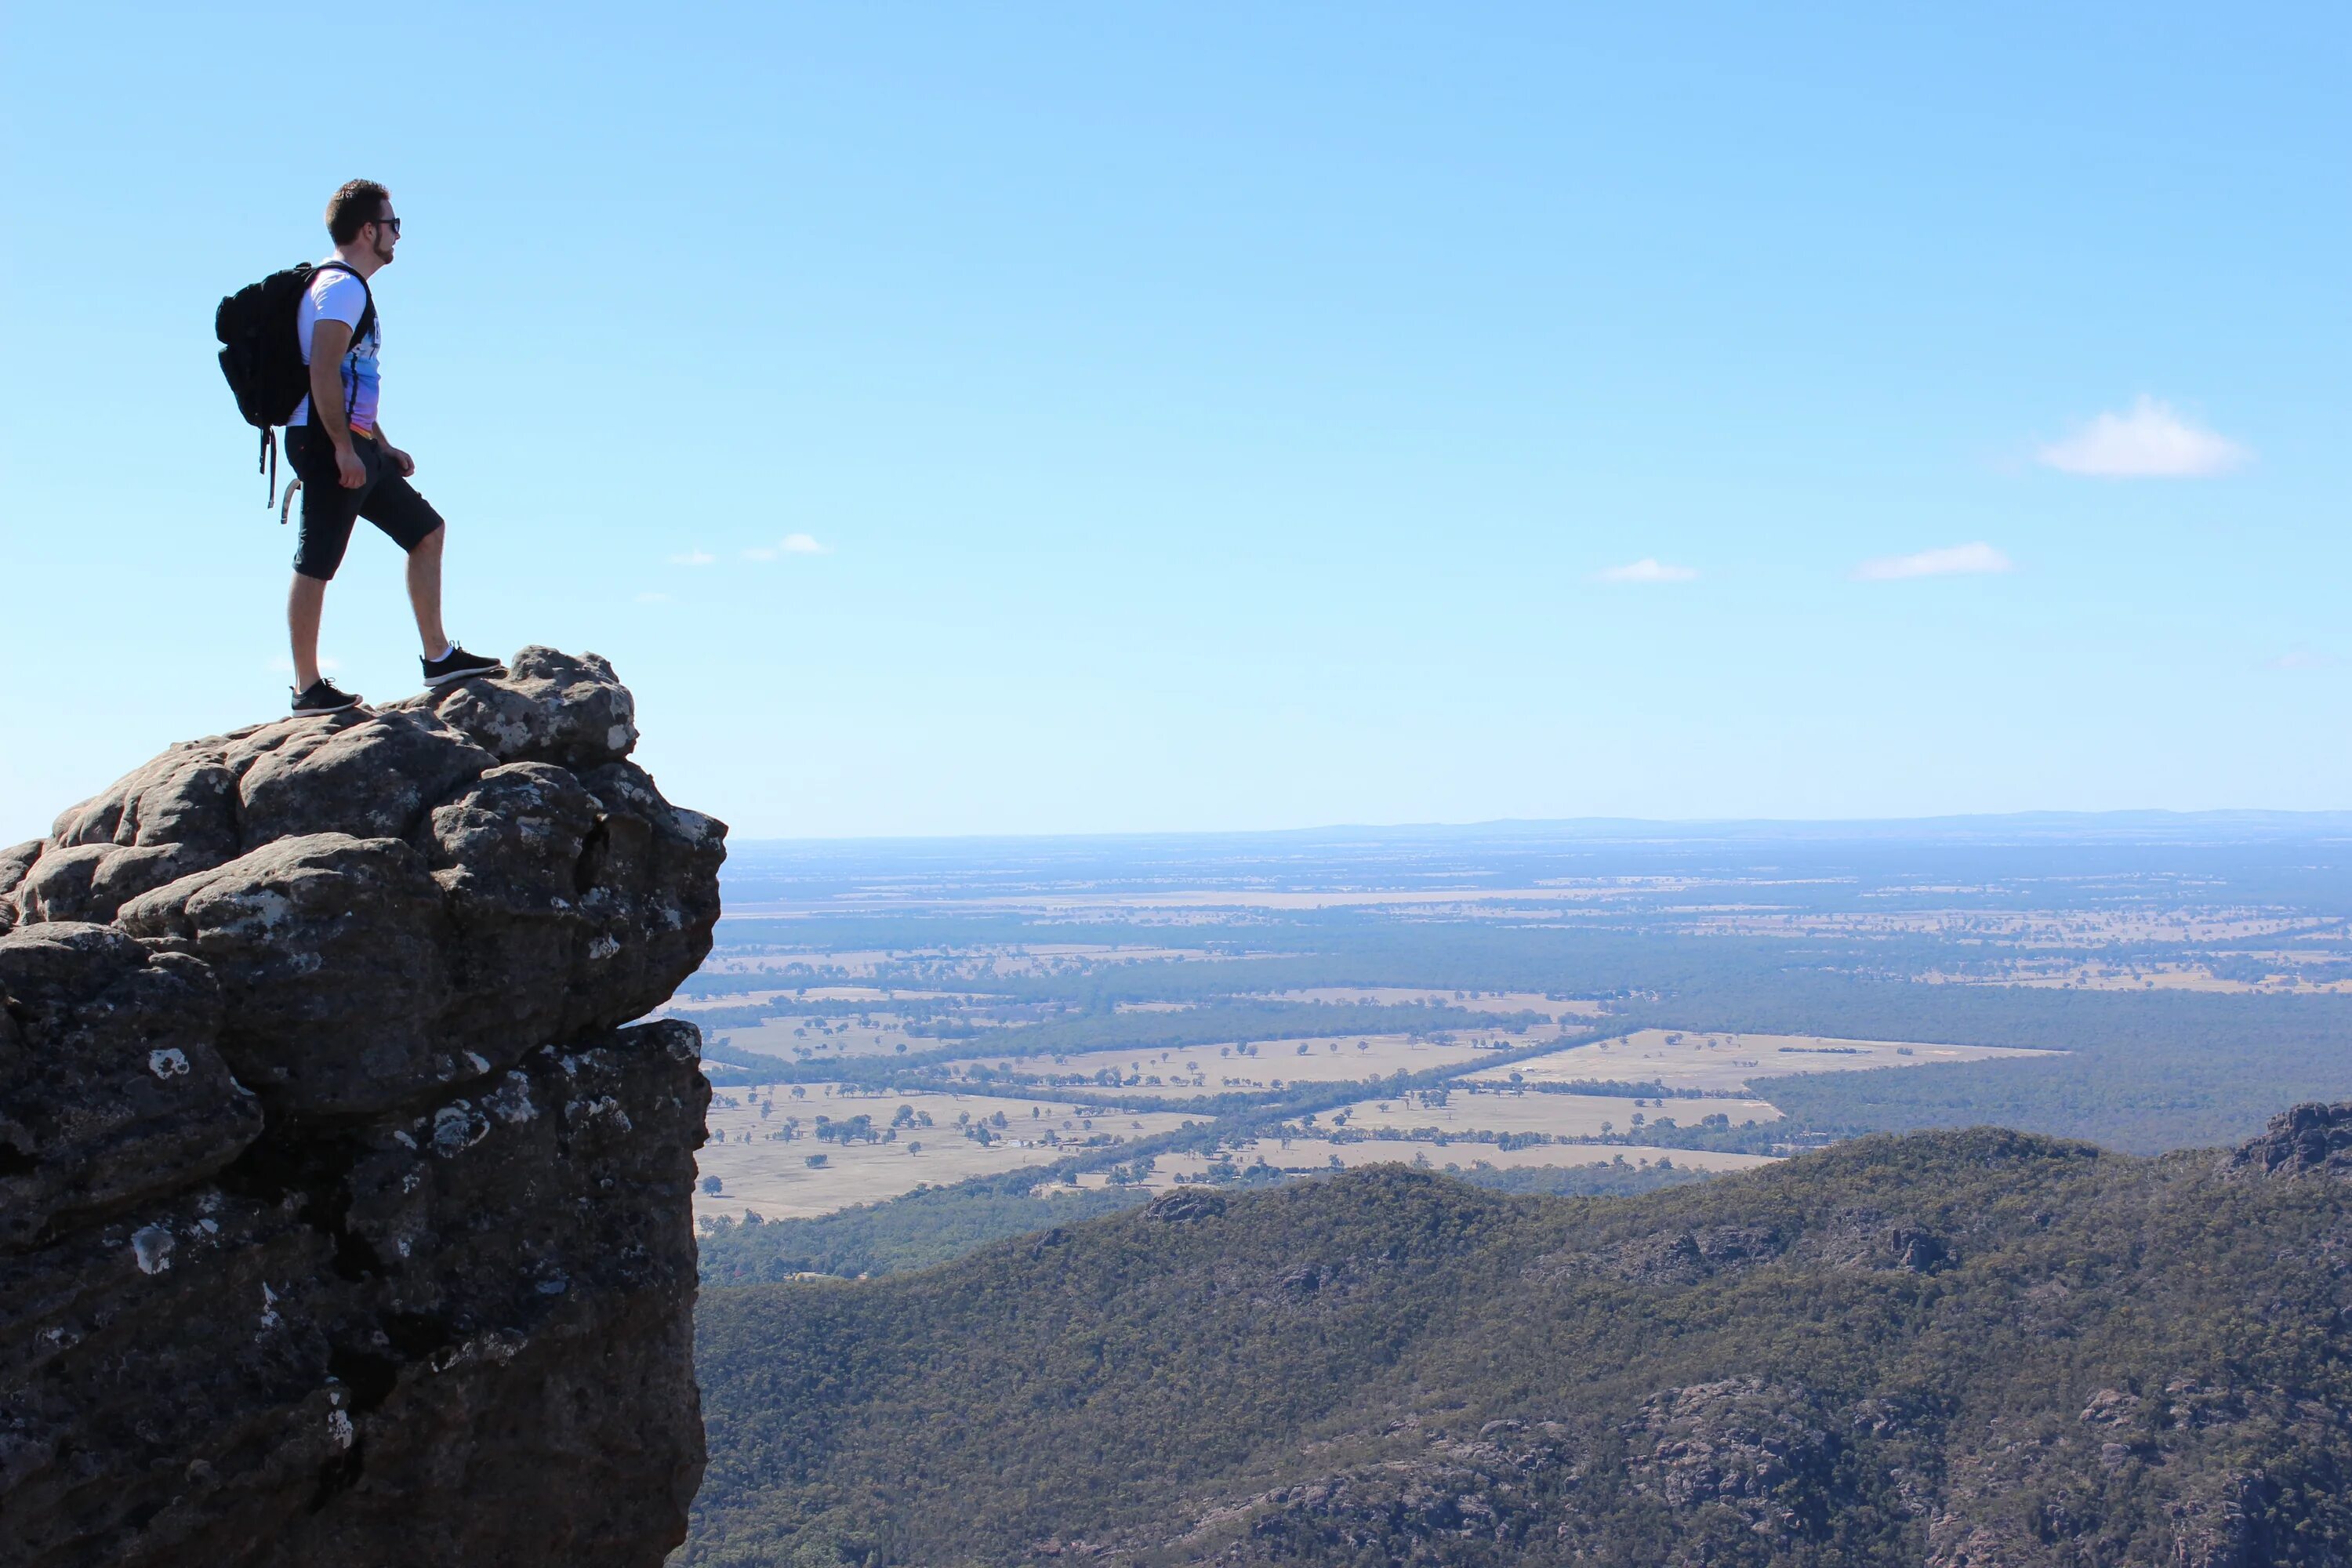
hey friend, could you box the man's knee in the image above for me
[292,550,345,583]
[408,524,446,557]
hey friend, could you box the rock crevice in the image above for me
[0,648,721,1567]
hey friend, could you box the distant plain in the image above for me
[677,816,2352,1232]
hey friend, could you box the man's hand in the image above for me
[382,443,416,477]
[335,445,367,488]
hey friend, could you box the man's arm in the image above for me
[307,320,367,489]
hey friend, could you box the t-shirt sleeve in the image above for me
[309,271,367,329]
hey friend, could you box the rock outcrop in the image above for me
[2223,1100,2352,1182]
[0,648,723,1567]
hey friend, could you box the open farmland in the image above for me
[713,1012,927,1062]
[713,1008,1033,1064]
[692,819,2352,1276]
[1469,1028,2060,1095]
[694,1081,1198,1221]
[934,1031,1519,1096]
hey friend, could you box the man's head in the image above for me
[325,180,398,268]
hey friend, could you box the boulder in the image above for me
[567,760,728,1036]
[119,834,458,1118]
[390,646,640,771]
[0,837,42,932]
[47,742,242,859]
[416,762,604,1052]
[231,710,497,848]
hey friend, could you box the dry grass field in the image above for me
[1468,1029,2058,1095]
[692,1082,1198,1221]
[935,1032,1517,1097]
[715,1014,919,1062]
[714,1010,1038,1064]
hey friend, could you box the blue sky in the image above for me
[3,3,2345,840]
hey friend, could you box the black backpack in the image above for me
[215,261,374,505]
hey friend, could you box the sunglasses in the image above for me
[374,216,402,235]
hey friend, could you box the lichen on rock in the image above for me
[0,649,721,1567]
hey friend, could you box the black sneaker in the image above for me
[291,677,365,714]
[422,644,506,688]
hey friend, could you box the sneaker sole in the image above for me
[423,664,507,688]
[292,698,365,715]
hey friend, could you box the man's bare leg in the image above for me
[406,525,450,657]
[289,573,328,691]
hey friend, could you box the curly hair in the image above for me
[325,180,392,245]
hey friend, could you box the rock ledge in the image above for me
[0,648,722,1567]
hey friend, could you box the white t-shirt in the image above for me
[289,260,381,432]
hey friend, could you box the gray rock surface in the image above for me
[390,646,641,771]
[0,841,40,935]
[0,651,722,1567]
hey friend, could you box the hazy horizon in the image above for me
[722,805,2352,844]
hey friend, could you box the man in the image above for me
[282,179,503,713]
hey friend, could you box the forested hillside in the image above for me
[695,1161,1710,1284]
[685,1109,2352,1566]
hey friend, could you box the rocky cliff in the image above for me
[0,649,724,1567]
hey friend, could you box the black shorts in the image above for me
[285,425,445,582]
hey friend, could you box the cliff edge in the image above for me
[0,648,724,1567]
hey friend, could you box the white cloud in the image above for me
[2271,652,2332,670]
[744,532,829,561]
[2037,397,2250,478]
[668,550,715,567]
[637,592,673,604]
[1853,542,2014,581]
[1594,557,1698,584]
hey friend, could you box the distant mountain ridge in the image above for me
[687,1109,2352,1566]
